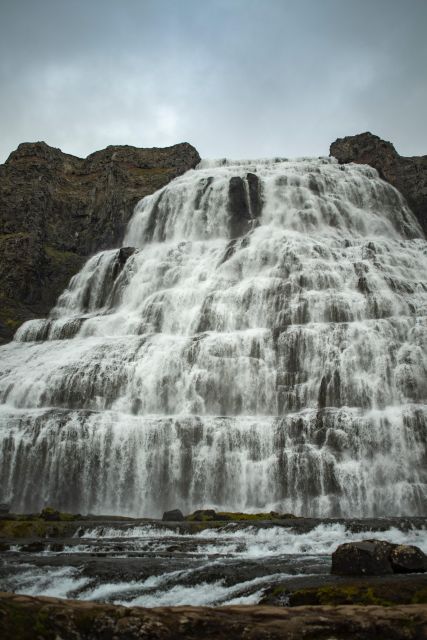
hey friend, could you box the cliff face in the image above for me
[0,141,200,343]
[330,132,427,235]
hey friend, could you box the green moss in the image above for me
[34,610,53,637]
[4,317,20,329]
[44,245,79,263]
[270,585,286,597]
[412,588,427,604]
[333,585,392,606]
[0,232,30,243]
[185,510,296,522]
[289,583,409,607]
[6,603,63,640]
[0,518,78,538]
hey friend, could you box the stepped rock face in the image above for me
[0,141,200,343]
[330,132,427,235]
[1,157,426,518]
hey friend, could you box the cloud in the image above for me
[0,0,426,161]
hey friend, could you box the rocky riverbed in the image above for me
[1,514,426,608]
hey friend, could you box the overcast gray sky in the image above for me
[1,0,426,161]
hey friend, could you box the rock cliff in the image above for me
[0,141,200,343]
[330,132,427,235]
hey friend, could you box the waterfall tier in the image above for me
[1,157,426,516]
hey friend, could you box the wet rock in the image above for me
[162,509,184,521]
[390,545,427,574]
[332,540,395,575]
[0,503,10,514]
[0,141,200,343]
[186,509,218,521]
[21,541,45,553]
[246,172,262,218]
[40,507,61,521]
[228,176,252,238]
[118,246,136,264]
[284,575,427,606]
[330,131,427,235]
[332,539,427,576]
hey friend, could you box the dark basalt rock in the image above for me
[40,507,61,522]
[332,539,427,576]
[332,540,395,575]
[228,176,252,238]
[162,509,185,522]
[228,173,262,239]
[117,246,137,265]
[0,503,10,514]
[330,132,427,235]
[390,545,427,574]
[186,509,218,521]
[0,140,200,343]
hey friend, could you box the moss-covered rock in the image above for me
[1,592,427,639]
[261,576,427,607]
[185,509,297,522]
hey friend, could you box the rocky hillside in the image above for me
[330,132,427,235]
[2,133,425,344]
[0,141,200,343]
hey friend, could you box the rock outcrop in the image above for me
[330,132,427,234]
[0,141,200,343]
[162,509,185,522]
[331,539,427,576]
[1,592,427,640]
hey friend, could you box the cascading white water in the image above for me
[0,157,426,517]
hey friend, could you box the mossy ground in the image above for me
[281,580,427,607]
[0,510,80,538]
[185,510,297,522]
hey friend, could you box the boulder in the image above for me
[162,509,185,522]
[40,507,61,521]
[390,545,427,574]
[332,539,427,576]
[0,503,10,514]
[332,540,394,575]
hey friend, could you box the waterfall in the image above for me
[0,157,426,517]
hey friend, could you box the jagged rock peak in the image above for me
[330,131,398,164]
[330,132,427,234]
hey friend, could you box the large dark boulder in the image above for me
[162,509,185,522]
[390,545,427,574]
[0,503,10,514]
[332,539,427,576]
[332,540,395,576]
[0,141,200,343]
[330,132,427,235]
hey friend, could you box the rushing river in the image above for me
[2,521,427,606]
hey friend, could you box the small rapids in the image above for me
[1,523,426,606]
